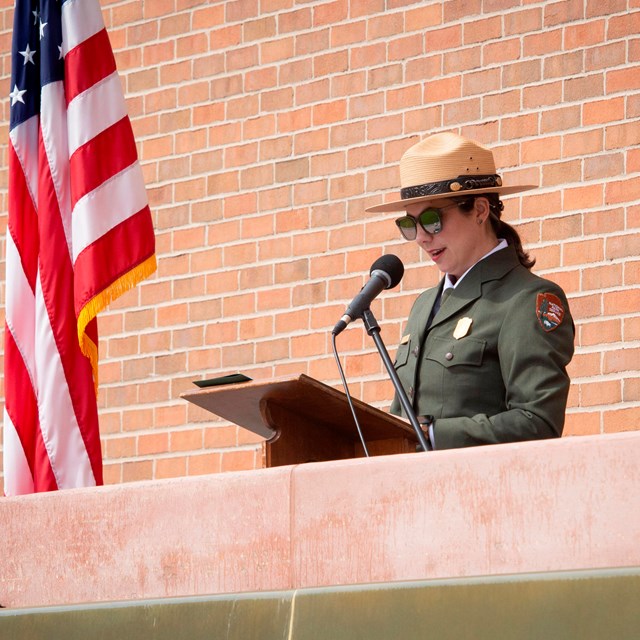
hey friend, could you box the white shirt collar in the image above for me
[444,239,508,290]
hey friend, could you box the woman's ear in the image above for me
[474,196,490,224]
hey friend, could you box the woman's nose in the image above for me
[415,223,434,243]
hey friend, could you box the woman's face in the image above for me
[405,198,493,279]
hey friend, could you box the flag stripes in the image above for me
[4,0,156,495]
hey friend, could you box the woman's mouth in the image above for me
[430,248,445,261]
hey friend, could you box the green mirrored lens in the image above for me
[395,207,444,240]
[418,208,442,234]
[395,216,417,240]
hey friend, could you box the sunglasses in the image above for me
[395,203,458,241]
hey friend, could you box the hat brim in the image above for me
[364,184,537,213]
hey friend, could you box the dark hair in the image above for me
[455,195,535,269]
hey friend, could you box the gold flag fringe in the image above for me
[77,254,157,392]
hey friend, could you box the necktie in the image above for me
[432,287,451,317]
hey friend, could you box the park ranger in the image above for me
[366,132,575,450]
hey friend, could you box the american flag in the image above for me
[4,0,156,495]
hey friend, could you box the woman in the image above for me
[366,132,574,449]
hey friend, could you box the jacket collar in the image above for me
[428,245,520,330]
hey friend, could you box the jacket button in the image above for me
[412,346,419,357]
[408,386,414,398]
[445,352,454,361]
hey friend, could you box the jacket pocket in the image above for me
[424,336,486,368]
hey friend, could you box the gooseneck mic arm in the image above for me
[361,309,430,453]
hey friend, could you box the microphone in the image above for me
[332,254,404,335]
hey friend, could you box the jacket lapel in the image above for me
[429,246,520,330]
[414,285,441,344]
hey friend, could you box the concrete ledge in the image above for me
[1,432,639,608]
[2,568,639,639]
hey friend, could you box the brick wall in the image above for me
[0,0,638,490]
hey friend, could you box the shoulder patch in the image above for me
[536,292,565,332]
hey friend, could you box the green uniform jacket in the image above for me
[390,245,575,449]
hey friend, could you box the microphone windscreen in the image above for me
[370,254,404,289]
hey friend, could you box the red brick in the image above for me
[540,105,581,133]
[607,12,640,39]
[623,378,640,402]
[278,7,311,33]
[158,13,192,38]
[404,4,442,30]
[579,380,623,406]
[563,412,601,437]
[523,28,563,56]
[584,153,624,180]
[586,0,626,16]
[425,25,462,54]
[261,37,295,64]
[564,237,605,266]
[586,42,626,72]
[624,316,640,341]
[541,214,582,241]
[579,318,622,346]
[406,55,442,83]
[503,59,542,87]
[501,113,539,140]
[368,12,404,39]
[388,34,424,62]
[261,87,293,113]
[605,121,640,150]
[314,0,348,26]
[331,20,367,47]
[192,5,224,29]
[188,453,222,476]
[220,448,259,473]
[444,0,481,22]
[582,98,624,126]
[443,97,481,126]
[463,16,502,45]
[564,20,606,51]
[463,68,501,95]
[226,0,259,22]
[544,0,584,27]
[565,73,605,102]
[297,79,330,106]
[606,233,640,260]
[349,43,386,71]
[563,185,604,211]
[122,460,153,483]
[482,38,521,66]
[607,65,640,94]
[605,178,640,206]
[295,27,330,56]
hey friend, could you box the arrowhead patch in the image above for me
[536,293,565,332]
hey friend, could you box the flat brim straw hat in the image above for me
[365,132,536,213]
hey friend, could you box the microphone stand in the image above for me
[361,308,430,453]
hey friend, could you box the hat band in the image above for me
[400,174,503,200]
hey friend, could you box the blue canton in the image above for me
[10,0,67,131]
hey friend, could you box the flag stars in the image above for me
[10,84,26,106]
[19,43,36,65]
[39,19,48,40]
[32,8,39,25]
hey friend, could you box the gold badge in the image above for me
[453,317,472,339]
[400,334,410,344]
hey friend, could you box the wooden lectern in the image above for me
[181,374,418,467]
